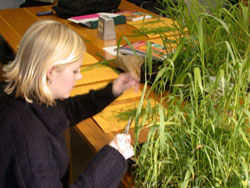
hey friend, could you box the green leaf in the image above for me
[158,104,166,151]
[146,41,153,77]
[194,67,203,95]
[198,17,204,53]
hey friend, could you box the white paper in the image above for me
[103,46,120,56]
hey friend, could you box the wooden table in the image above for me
[0,0,150,56]
[0,1,154,186]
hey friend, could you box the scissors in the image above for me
[123,117,133,134]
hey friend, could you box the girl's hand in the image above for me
[112,72,139,97]
[109,133,134,159]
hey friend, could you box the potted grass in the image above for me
[115,0,250,187]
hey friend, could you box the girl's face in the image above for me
[48,57,83,99]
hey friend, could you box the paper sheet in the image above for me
[93,99,157,133]
[103,38,177,58]
[82,52,99,66]
[75,66,119,86]
[103,46,120,56]
[71,81,142,101]
[127,17,185,39]
[149,37,176,46]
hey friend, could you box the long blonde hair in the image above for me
[3,20,86,105]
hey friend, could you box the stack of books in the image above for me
[68,12,126,29]
[67,10,152,28]
[116,10,152,21]
[116,40,166,61]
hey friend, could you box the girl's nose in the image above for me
[75,72,82,80]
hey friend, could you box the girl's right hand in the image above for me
[109,134,134,159]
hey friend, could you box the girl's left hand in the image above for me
[112,72,140,97]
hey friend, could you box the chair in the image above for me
[0,36,15,65]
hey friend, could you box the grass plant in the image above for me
[127,0,250,187]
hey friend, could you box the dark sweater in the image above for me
[0,83,127,188]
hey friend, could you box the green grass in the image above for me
[121,0,250,187]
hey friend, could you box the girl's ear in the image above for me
[46,66,56,82]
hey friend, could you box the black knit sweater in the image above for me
[0,83,127,188]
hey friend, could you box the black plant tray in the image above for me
[140,60,163,84]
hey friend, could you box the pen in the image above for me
[123,117,133,134]
[36,10,53,16]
